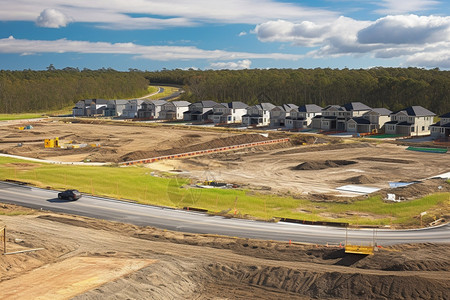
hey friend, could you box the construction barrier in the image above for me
[345,244,374,255]
[120,138,290,166]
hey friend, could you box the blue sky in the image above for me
[0,0,449,70]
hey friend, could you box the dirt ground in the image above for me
[151,141,449,197]
[0,204,449,299]
[1,119,448,198]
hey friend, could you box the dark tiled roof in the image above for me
[397,121,413,126]
[322,105,342,111]
[393,106,435,116]
[257,102,276,110]
[282,103,299,111]
[385,120,398,124]
[223,101,249,109]
[298,104,322,113]
[370,108,392,115]
[342,102,372,111]
[192,100,218,108]
[439,112,450,118]
[349,117,371,124]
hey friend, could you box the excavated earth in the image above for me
[0,204,449,299]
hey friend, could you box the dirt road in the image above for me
[0,204,449,299]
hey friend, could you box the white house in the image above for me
[159,101,191,120]
[430,112,450,138]
[385,106,435,136]
[88,99,108,116]
[242,103,275,127]
[210,101,248,124]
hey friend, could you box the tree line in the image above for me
[0,68,148,113]
[1,67,449,115]
[145,67,450,115]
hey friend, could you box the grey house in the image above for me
[137,100,167,119]
[104,100,128,117]
[430,112,450,138]
[210,101,248,124]
[286,104,322,129]
[269,104,298,127]
[183,100,218,121]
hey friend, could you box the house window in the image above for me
[411,127,415,132]
[422,126,425,131]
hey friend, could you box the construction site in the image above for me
[0,118,449,299]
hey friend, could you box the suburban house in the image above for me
[137,100,167,119]
[210,101,248,124]
[385,106,435,136]
[347,108,392,133]
[159,101,191,120]
[122,99,145,119]
[72,99,92,116]
[242,103,276,127]
[312,102,372,131]
[430,112,450,138]
[104,100,128,117]
[183,100,218,121]
[269,104,298,127]
[285,104,322,129]
[72,99,108,116]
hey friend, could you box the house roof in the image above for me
[93,99,108,105]
[397,121,413,126]
[393,106,435,117]
[192,100,218,108]
[322,105,344,111]
[281,103,298,111]
[439,112,450,118]
[369,108,392,116]
[341,102,372,111]
[255,102,276,110]
[172,101,191,107]
[298,104,322,113]
[385,120,398,125]
[349,117,371,124]
[228,101,249,109]
[431,121,450,128]
[113,100,129,105]
[151,100,168,106]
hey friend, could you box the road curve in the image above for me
[1,181,449,246]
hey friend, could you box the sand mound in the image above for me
[292,160,356,170]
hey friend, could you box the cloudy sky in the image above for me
[0,0,449,70]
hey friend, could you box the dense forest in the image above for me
[1,67,449,114]
[0,68,148,113]
[145,68,450,115]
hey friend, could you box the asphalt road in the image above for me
[1,181,449,246]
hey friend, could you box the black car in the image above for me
[57,189,82,201]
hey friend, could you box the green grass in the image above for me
[0,156,448,226]
[0,113,47,121]
[148,86,180,100]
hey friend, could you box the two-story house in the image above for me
[88,99,108,116]
[122,99,145,119]
[159,101,191,120]
[104,100,128,117]
[242,103,276,127]
[285,104,322,129]
[430,112,450,138]
[347,108,392,133]
[269,104,298,127]
[137,100,167,119]
[385,106,435,136]
[183,100,218,122]
[210,101,248,124]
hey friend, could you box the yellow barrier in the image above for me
[345,245,374,255]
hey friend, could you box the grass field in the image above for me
[0,113,47,121]
[0,156,448,226]
[148,86,180,100]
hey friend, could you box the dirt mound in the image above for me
[292,160,357,170]
[356,157,413,164]
[119,134,270,162]
[379,178,450,200]
[344,174,379,184]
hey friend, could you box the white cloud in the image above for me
[375,0,440,14]
[210,59,252,69]
[253,14,450,68]
[0,0,337,30]
[36,8,71,28]
[238,31,247,37]
[0,36,303,61]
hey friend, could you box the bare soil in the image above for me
[0,205,449,299]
